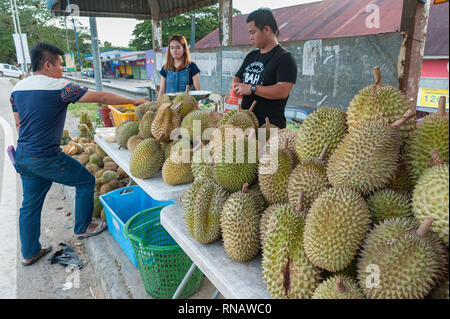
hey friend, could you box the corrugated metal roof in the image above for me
[196,0,404,48]
[47,0,218,19]
[424,1,449,56]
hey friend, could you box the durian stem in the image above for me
[242,183,249,193]
[294,191,304,212]
[282,138,288,150]
[336,277,346,293]
[391,109,416,129]
[249,100,257,112]
[238,103,242,112]
[185,85,190,94]
[265,117,270,127]
[373,66,382,86]
[428,150,445,167]
[319,144,330,161]
[437,96,447,116]
[416,218,434,238]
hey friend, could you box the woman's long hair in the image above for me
[164,34,193,71]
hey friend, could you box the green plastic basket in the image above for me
[124,207,203,298]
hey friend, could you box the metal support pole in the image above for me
[89,17,103,93]
[12,0,27,76]
[172,263,197,299]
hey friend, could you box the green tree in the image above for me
[130,4,241,50]
[0,0,91,68]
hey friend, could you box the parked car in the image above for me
[0,63,25,78]
[81,68,95,78]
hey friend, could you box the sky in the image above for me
[72,0,322,47]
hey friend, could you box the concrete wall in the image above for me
[152,32,404,112]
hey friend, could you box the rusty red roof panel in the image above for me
[196,0,404,48]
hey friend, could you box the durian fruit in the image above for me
[347,66,416,140]
[117,167,128,179]
[158,94,172,105]
[412,155,449,247]
[61,129,72,145]
[191,143,215,181]
[357,218,448,299]
[135,103,149,120]
[77,153,90,166]
[85,163,100,175]
[129,138,164,179]
[171,86,198,118]
[116,121,140,149]
[295,107,348,162]
[127,135,145,152]
[161,147,194,185]
[217,109,238,127]
[259,203,284,250]
[95,169,105,180]
[101,170,119,184]
[181,109,213,144]
[259,117,279,142]
[312,276,365,299]
[304,187,371,272]
[262,192,321,298]
[93,194,103,218]
[89,154,104,168]
[222,102,258,132]
[139,111,156,139]
[208,110,224,128]
[287,144,330,210]
[258,140,296,204]
[213,132,258,192]
[182,178,230,243]
[405,96,449,182]
[102,155,113,164]
[388,146,415,194]
[327,110,414,195]
[220,183,263,262]
[151,103,181,142]
[367,188,412,223]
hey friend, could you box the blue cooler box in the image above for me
[99,186,175,267]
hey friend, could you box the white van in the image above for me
[0,63,25,78]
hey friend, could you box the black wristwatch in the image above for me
[250,84,257,95]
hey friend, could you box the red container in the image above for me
[99,106,114,127]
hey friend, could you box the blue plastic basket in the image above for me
[99,186,175,267]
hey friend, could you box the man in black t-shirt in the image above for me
[233,8,297,128]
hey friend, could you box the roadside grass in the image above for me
[68,102,99,121]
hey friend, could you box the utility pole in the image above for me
[191,15,196,49]
[11,0,28,75]
[89,17,103,93]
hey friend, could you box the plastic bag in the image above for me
[48,243,83,269]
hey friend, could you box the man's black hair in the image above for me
[246,8,280,37]
[31,42,64,72]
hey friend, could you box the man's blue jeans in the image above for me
[14,148,95,259]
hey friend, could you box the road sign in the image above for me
[64,52,76,71]
[12,33,30,64]
[419,88,449,109]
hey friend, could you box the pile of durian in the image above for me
[61,125,129,221]
[113,86,226,186]
[178,66,449,299]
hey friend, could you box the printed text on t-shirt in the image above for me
[243,62,264,85]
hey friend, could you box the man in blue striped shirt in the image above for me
[11,43,147,266]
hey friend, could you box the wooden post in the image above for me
[399,0,432,113]
[219,0,233,47]
[148,0,162,51]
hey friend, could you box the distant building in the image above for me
[196,0,448,112]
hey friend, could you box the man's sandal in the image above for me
[76,222,107,240]
[22,245,53,266]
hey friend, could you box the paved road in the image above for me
[0,77,103,299]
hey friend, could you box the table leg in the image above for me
[172,262,197,299]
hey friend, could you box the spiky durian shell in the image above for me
[129,138,164,179]
[327,120,402,195]
[258,147,296,204]
[180,109,213,143]
[367,188,412,223]
[150,105,181,142]
[295,107,348,162]
[220,189,263,262]
[213,136,258,192]
[287,159,330,210]
[303,187,371,272]
[412,164,449,247]
[312,276,365,299]
[138,110,156,139]
[191,145,216,181]
[357,217,448,299]
[161,148,193,185]
[347,83,416,140]
[182,178,230,243]
[405,114,449,181]
[259,203,284,250]
[262,205,321,299]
